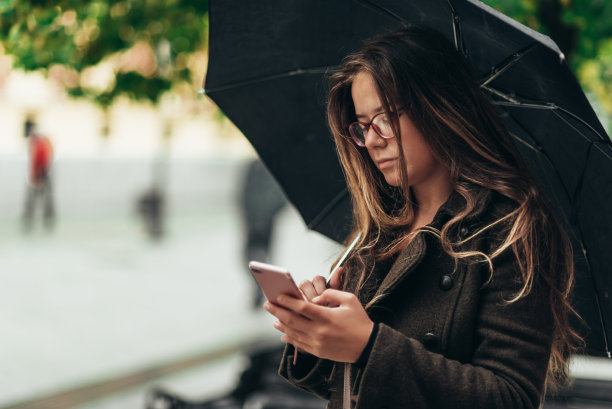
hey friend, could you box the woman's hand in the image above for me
[298,267,344,301]
[264,286,373,363]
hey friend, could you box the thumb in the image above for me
[313,289,349,306]
[329,266,344,289]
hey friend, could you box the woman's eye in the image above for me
[377,115,392,126]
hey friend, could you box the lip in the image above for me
[376,158,396,170]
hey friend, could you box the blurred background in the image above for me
[0,1,610,409]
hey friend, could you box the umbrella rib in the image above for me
[447,0,467,56]
[202,66,335,94]
[480,43,538,87]
[487,89,610,145]
[501,99,608,211]
[553,106,611,145]
[307,188,350,232]
[485,87,554,108]
[357,0,407,25]
[507,131,542,154]
[592,139,612,161]
[551,109,612,157]
[549,111,612,225]
[505,111,574,213]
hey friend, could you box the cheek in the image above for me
[402,135,430,162]
[401,135,438,174]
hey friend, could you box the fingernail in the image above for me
[273,321,280,329]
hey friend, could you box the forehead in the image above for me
[351,72,384,117]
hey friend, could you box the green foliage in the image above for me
[0,0,208,106]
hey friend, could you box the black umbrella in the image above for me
[202,0,612,358]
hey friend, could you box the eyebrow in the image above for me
[355,107,384,120]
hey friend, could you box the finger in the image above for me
[313,288,351,306]
[263,300,306,324]
[263,300,286,319]
[281,335,314,356]
[267,298,321,334]
[273,320,310,343]
[276,294,327,321]
[329,266,344,289]
[312,275,327,295]
[299,280,318,301]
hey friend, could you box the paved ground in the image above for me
[0,205,340,409]
[0,157,341,409]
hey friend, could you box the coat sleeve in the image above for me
[355,255,554,409]
[278,343,335,400]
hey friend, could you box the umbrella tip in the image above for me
[559,52,566,63]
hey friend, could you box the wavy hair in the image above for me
[327,26,579,387]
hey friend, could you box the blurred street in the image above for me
[0,156,341,409]
[1,156,612,409]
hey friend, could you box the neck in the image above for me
[411,171,453,217]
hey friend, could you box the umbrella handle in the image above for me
[328,233,362,286]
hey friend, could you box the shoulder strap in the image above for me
[343,362,351,409]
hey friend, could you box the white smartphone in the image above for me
[248,261,306,304]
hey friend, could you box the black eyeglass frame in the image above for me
[347,110,402,147]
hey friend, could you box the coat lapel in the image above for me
[372,233,427,301]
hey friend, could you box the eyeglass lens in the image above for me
[349,113,395,146]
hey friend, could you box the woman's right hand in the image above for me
[298,267,344,302]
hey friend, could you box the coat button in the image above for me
[439,275,454,291]
[422,333,439,350]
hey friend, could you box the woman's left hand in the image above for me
[264,289,374,363]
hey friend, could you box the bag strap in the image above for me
[343,362,351,409]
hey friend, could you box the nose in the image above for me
[364,125,385,149]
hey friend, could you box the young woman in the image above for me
[263,26,578,409]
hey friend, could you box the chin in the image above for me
[382,173,401,187]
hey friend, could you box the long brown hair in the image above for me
[327,26,579,386]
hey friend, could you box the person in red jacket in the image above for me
[22,130,56,232]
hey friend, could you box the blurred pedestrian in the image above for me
[22,129,55,232]
[265,26,579,409]
[136,151,169,241]
[239,158,288,309]
[137,185,165,240]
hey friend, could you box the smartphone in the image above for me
[248,261,306,304]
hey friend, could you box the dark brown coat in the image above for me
[279,190,554,409]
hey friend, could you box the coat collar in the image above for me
[431,187,492,227]
[370,187,492,303]
[373,233,427,299]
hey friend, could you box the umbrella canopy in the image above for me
[203,0,612,358]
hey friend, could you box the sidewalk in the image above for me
[0,197,340,409]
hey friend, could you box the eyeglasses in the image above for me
[347,111,401,147]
